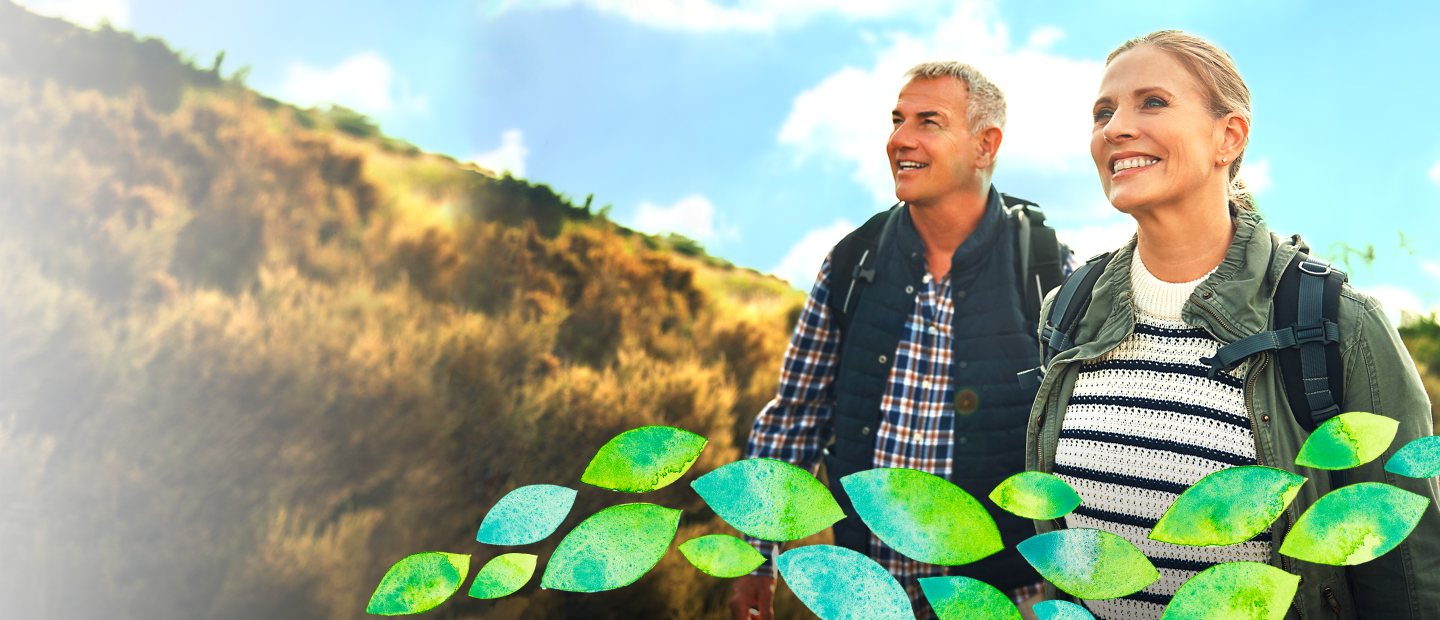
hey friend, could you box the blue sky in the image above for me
[21,0,1440,321]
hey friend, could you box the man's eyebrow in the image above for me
[892,110,946,118]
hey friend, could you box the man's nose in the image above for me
[888,122,919,152]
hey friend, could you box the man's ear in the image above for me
[976,126,1003,169]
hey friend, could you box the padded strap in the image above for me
[1198,320,1340,378]
[1297,257,1341,425]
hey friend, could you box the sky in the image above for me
[19,0,1440,322]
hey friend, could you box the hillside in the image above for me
[0,3,818,619]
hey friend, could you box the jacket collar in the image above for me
[895,185,1005,276]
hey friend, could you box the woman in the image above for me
[1025,31,1440,619]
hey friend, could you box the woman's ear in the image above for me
[1218,112,1249,164]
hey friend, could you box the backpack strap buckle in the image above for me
[1291,320,1339,346]
[1298,258,1332,276]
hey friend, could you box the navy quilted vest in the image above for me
[823,189,1042,591]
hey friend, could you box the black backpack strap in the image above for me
[825,204,903,333]
[1017,251,1114,389]
[1002,193,1066,324]
[1198,252,1346,431]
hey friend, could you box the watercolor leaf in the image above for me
[476,484,577,545]
[1385,435,1440,478]
[691,458,844,541]
[920,576,1022,620]
[366,551,469,615]
[581,425,708,492]
[776,545,913,620]
[678,534,766,578]
[1150,466,1305,547]
[1017,528,1158,599]
[840,467,1002,565]
[1160,562,1299,620]
[467,553,536,599]
[1279,482,1428,565]
[1295,412,1398,470]
[540,503,681,592]
[989,471,1082,520]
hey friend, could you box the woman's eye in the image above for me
[1092,109,1112,122]
[1144,97,1167,108]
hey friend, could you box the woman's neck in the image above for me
[1132,200,1236,284]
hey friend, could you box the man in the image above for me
[730,61,1073,620]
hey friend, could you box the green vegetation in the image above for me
[0,3,812,619]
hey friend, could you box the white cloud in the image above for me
[1423,260,1440,280]
[479,0,935,31]
[1243,158,1271,194]
[1359,284,1425,327]
[16,0,129,28]
[1429,159,1440,184]
[778,1,1103,203]
[281,52,428,117]
[770,219,856,289]
[632,194,728,241]
[470,129,529,178]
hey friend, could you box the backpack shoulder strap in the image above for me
[1017,251,1114,389]
[1003,193,1065,322]
[1199,252,1347,430]
[825,204,902,333]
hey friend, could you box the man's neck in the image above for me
[908,186,990,281]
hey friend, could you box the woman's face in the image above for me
[1090,45,1235,216]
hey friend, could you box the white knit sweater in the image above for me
[1053,251,1269,620]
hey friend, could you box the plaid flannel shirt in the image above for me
[745,244,1074,618]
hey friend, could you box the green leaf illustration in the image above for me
[1385,435,1440,478]
[776,544,913,620]
[919,576,1022,620]
[467,553,536,599]
[366,551,470,615]
[581,425,708,492]
[1279,482,1429,565]
[1160,562,1299,620]
[1295,412,1399,470]
[678,534,766,578]
[541,503,681,592]
[691,458,844,541]
[1150,466,1305,546]
[1034,600,1096,620]
[1017,528,1158,599]
[839,468,1002,565]
[476,484,577,545]
[989,471,1082,520]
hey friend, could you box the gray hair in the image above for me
[903,61,1007,136]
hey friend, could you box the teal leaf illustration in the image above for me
[1385,435,1440,478]
[840,468,1002,565]
[541,503,681,592]
[1017,528,1158,599]
[476,484,577,545]
[776,544,913,620]
[1150,466,1306,546]
[366,552,470,615]
[989,471,1082,520]
[691,458,844,541]
[467,553,537,599]
[1160,562,1299,620]
[1295,412,1399,470]
[581,425,708,492]
[1279,482,1429,565]
[1034,600,1097,620]
[678,534,766,578]
[919,576,1022,620]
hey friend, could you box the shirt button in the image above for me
[906,285,915,294]
[956,290,967,298]
[923,274,932,283]
[927,326,938,335]
[957,436,969,445]
[878,354,888,364]
[861,426,872,435]
[958,361,967,369]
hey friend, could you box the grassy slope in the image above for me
[0,3,826,619]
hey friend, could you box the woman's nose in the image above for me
[1103,110,1137,143]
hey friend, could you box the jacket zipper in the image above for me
[1323,587,1342,616]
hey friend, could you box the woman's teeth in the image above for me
[1114,157,1159,172]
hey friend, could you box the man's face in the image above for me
[887,76,980,207]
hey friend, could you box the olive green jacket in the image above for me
[1025,210,1440,619]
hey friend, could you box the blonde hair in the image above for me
[1107,31,1255,212]
[903,61,1007,136]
